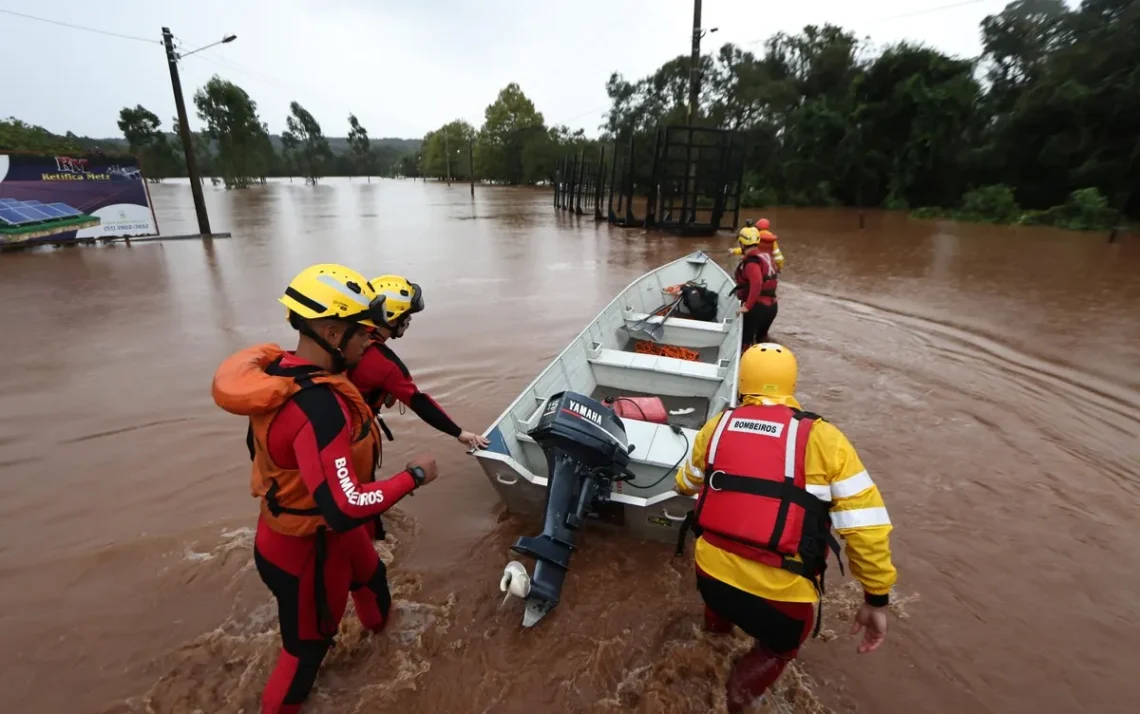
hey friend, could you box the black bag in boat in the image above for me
[680,282,719,322]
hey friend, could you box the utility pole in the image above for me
[469,138,475,198]
[687,0,703,125]
[445,132,452,186]
[162,27,210,236]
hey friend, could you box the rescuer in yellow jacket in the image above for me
[730,218,784,271]
[674,343,896,713]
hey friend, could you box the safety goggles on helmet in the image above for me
[366,281,424,329]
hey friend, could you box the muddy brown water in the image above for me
[1,178,1138,714]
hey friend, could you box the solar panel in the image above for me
[0,198,20,206]
[10,205,52,221]
[0,207,34,225]
[48,203,82,217]
[32,204,67,218]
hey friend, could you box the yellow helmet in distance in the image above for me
[368,274,424,330]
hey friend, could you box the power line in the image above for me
[743,0,998,45]
[0,7,159,44]
[883,0,993,20]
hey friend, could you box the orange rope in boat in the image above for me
[633,340,700,362]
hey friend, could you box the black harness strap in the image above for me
[313,526,337,645]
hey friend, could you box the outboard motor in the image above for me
[500,391,632,627]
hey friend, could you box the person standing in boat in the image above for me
[348,274,490,460]
[732,227,780,346]
[212,263,440,714]
[673,343,897,713]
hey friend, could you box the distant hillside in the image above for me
[94,134,421,155]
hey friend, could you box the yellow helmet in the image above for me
[737,225,761,248]
[368,275,424,329]
[739,343,797,398]
[279,263,383,327]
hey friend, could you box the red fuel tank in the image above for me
[606,396,668,424]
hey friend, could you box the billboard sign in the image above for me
[0,152,160,247]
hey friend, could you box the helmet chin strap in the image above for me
[298,320,360,373]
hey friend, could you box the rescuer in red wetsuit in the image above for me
[732,228,779,346]
[349,274,490,452]
[212,264,440,714]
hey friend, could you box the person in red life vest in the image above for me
[349,274,490,453]
[733,218,785,271]
[212,264,440,714]
[732,227,779,347]
[674,343,897,713]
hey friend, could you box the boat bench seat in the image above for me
[589,347,723,380]
[587,346,726,399]
[622,309,729,349]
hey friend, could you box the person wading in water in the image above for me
[675,343,897,713]
[732,226,780,346]
[212,263,440,714]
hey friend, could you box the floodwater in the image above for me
[1,178,1138,714]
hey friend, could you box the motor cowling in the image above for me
[506,391,631,627]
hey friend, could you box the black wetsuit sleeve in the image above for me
[376,343,463,438]
[408,391,463,438]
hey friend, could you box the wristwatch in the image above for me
[407,465,427,489]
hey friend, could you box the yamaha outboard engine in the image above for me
[500,391,631,627]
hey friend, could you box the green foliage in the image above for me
[912,186,1118,230]
[0,117,128,156]
[474,83,546,184]
[346,114,373,179]
[956,184,1021,224]
[283,101,331,185]
[193,76,273,189]
[117,105,182,181]
[601,2,1139,223]
[420,120,476,180]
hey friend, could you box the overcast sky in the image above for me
[3,0,1023,140]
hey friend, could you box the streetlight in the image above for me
[178,34,237,60]
[161,28,237,236]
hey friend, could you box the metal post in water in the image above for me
[575,150,586,215]
[469,139,475,198]
[445,132,451,186]
[625,135,637,225]
[607,142,619,223]
[594,145,606,221]
[554,156,561,209]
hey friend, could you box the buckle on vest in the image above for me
[707,470,726,492]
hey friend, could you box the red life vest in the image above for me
[684,404,840,587]
[732,250,778,303]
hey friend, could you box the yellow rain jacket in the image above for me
[675,394,896,603]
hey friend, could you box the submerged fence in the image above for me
[553,125,746,236]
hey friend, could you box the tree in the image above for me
[474,83,546,184]
[347,114,374,182]
[193,75,272,189]
[420,120,476,180]
[117,105,181,181]
[0,117,82,153]
[282,101,330,185]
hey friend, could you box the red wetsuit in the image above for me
[218,350,419,714]
[349,339,462,438]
